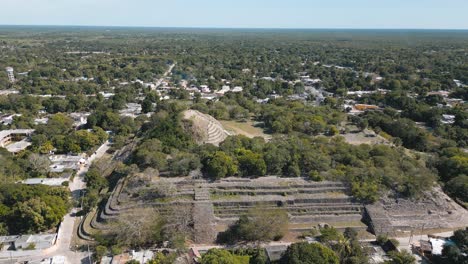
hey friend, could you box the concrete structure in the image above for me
[22,178,69,186]
[34,117,49,125]
[231,86,243,93]
[119,103,142,118]
[0,234,57,251]
[130,250,154,264]
[0,129,35,153]
[215,86,231,95]
[265,245,288,262]
[0,114,21,125]
[5,140,32,153]
[69,112,91,128]
[441,114,455,124]
[99,92,115,99]
[5,67,15,83]
[97,176,365,244]
[354,104,380,111]
[200,85,211,93]
[49,155,87,173]
[36,256,66,264]
[0,90,19,96]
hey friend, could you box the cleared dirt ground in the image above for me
[220,120,272,141]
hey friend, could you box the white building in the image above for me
[22,178,69,186]
[441,114,456,124]
[49,154,87,173]
[0,129,34,153]
[5,67,15,83]
[216,86,231,95]
[231,86,243,93]
[119,103,142,118]
[200,85,211,93]
[69,112,91,128]
[0,234,57,250]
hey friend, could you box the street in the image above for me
[5,141,111,264]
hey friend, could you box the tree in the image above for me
[133,139,168,170]
[384,250,415,264]
[94,245,107,262]
[204,151,238,179]
[236,149,266,177]
[218,208,288,243]
[169,152,201,176]
[28,153,51,176]
[142,98,154,113]
[452,228,468,249]
[280,242,339,264]
[351,181,379,203]
[149,252,177,264]
[201,249,250,264]
[318,227,344,244]
[445,175,468,203]
[437,228,468,264]
[111,208,165,248]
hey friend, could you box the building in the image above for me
[0,90,19,96]
[49,154,87,173]
[354,104,380,111]
[34,117,49,125]
[5,67,15,83]
[0,129,35,153]
[119,103,142,118]
[441,114,456,124]
[36,256,66,264]
[22,178,69,186]
[69,112,91,128]
[0,234,57,250]
[200,85,211,93]
[215,86,231,96]
[105,250,155,264]
[0,114,21,125]
[264,245,288,263]
[231,86,243,93]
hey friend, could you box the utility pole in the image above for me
[88,244,92,264]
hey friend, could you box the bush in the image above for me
[218,208,288,244]
[280,242,339,264]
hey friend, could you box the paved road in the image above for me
[154,63,175,89]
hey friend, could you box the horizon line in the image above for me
[0,24,468,31]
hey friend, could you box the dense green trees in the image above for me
[31,113,108,154]
[203,151,238,180]
[0,184,69,234]
[259,100,344,135]
[280,242,339,264]
[201,249,250,264]
[198,134,435,199]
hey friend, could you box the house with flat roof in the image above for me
[22,178,69,186]
[49,154,87,173]
[119,103,142,118]
[0,234,57,251]
[69,112,91,128]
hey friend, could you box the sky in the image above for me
[1,0,468,29]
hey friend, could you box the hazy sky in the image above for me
[1,0,467,29]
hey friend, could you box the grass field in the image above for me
[220,120,272,140]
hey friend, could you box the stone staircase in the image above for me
[193,183,216,243]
